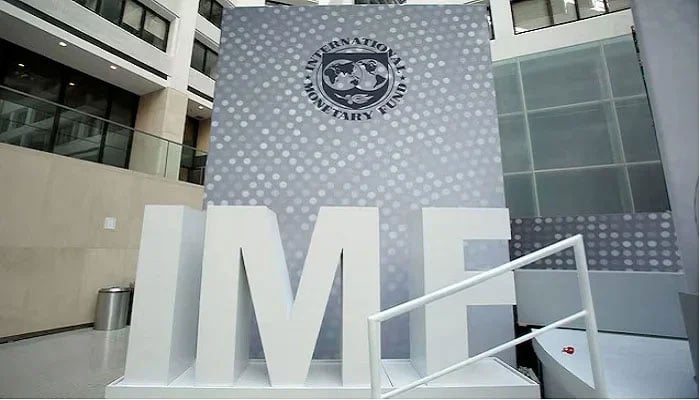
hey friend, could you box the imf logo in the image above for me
[304,38,407,121]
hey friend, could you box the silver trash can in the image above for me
[94,287,131,331]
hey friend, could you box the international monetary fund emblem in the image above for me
[304,37,407,121]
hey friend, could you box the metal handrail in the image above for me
[367,234,608,399]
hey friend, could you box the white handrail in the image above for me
[367,234,608,399]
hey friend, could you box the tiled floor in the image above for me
[0,328,128,398]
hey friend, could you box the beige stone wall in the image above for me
[130,88,189,180]
[0,144,204,338]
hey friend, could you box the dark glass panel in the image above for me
[204,50,219,79]
[109,89,138,126]
[210,2,223,27]
[198,0,212,18]
[99,0,125,24]
[102,124,132,167]
[1,45,62,101]
[53,113,103,162]
[0,89,56,151]
[628,163,671,212]
[183,117,199,148]
[63,73,110,117]
[191,41,206,71]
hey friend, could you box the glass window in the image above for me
[109,89,138,126]
[498,114,531,173]
[0,90,56,151]
[53,112,103,162]
[103,124,132,168]
[606,0,630,12]
[603,38,646,97]
[536,167,631,215]
[191,40,219,79]
[504,174,538,217]
[64,73,110,117]
[528,102,618,169]
[577,0,607,19]
[493,63,522,114]
[183,117,200,148]
[512,0,551,33]
[198,0,212,18]
[73,0,168,51]
[550,0,577,25]
[99,0,124,24]
[122,0,145,35]
[198,0,224,28]
[204,51,219,79]
[495,35,667,217]
[191,41,206,71]
[143,11,168,50]
[75,0,99,12]
[511,0,631,34]
[628,163,670,212]
[1,46,62,101]
[520,45,607,110]
[616,98,660,162]
[210,2,224,28]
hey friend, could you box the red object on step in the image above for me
[562,346,575,355]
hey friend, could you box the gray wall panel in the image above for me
[515,269,688,338]
[632,0,699,293]
[510,212,682,272]
[205,5,511,359]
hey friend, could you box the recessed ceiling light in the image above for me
[109,65,118,70]
[17,63,25,67]
[68,82,76,86]
[197,105,205,110]
[58,41,67,47]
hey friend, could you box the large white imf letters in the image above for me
[122,205,512,388]
[410,208,515,382]
[195,206,380,387]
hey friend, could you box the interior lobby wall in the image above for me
[0,143,203,338]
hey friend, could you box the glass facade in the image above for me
[0,40,139,168]
[198,0,224,28]
[494,35,669,217]
[511,0,631,34]
[181,117,207,184]
[191,40,219,80]
[73,0,170,51]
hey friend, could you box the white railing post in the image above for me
[368,317,382,399]
[573,236,609,398]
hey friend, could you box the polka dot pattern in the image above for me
[206,5,502,359]
[510,212,683,272]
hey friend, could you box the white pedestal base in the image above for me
[106,358,540,398]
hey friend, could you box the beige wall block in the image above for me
[133,88,189,143]
[0,144,204,338]
[0,145,52,248]
[0,247,85,337]
[76,249,135,324]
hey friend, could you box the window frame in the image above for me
[72,0,170,51]
[198,0,224,28]
[191,39,219,80]
[510,0,629,35]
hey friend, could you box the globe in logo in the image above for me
[304,38,407,121]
